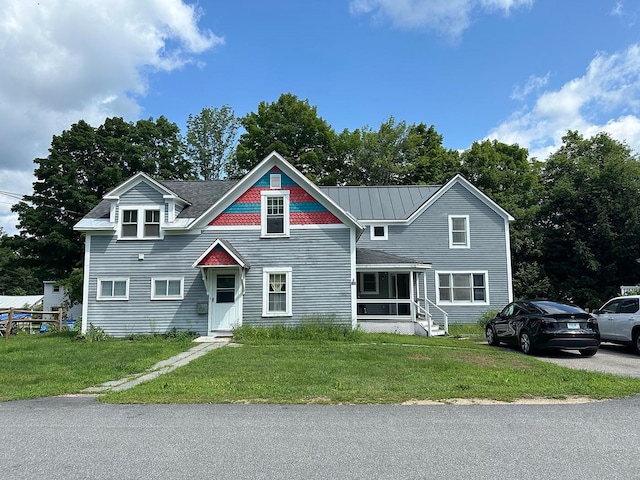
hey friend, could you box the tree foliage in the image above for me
[229,93,338,183]
[534,131,640,308]
[184,105,240,180]
[9,116,192,285]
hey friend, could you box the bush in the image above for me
[477,309,499,329]
[79,323,110,342]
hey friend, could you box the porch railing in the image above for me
[357,299,412,318]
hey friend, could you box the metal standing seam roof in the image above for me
[320,185,441,221]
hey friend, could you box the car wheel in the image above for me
[633,330,640,356]
[519,330,534,355]
[486,326,499,346]
[579,348,598,357]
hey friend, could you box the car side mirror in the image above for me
[592,309,600,315]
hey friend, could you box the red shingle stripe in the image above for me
[198,247,238,266]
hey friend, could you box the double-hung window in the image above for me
[119,207,162,239]
[449,215,470,248]
[263,268,292,316]
[261,191,290,237]
[151,278,183,300]
[97,278,129,300]
[437,272,488,304]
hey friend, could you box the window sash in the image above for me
[449,216,469,247]
[98,279,128,300]
[121,210,138,238]
[144,210,160,237]
[152,278,182,299]
[438,273,487,304]
[263,268,292,316]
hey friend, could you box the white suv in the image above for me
[593,296,640,355]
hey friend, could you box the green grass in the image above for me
[0,331,195,401]
[102,332,640,404]
[4,327,640,405]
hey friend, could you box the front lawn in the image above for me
[102,333,640,404]
[0,331,195,401]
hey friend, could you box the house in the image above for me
[43,281,82,321]
[74,152,514,337]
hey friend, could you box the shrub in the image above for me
[477,309,499,329]
[233,316,362,342]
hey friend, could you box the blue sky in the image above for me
[1,0,640,235]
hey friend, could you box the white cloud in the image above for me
[349,0,533,38]
[487,45,640,160]
[0,0,222,235]
[611,2,623,16]
[511,74,549,101]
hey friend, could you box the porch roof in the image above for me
[356,248,431,270]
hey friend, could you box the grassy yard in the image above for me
[102,327,640,404]
[0,331,195,401]
[3,327,640,404]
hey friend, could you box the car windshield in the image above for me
[531,301,585,314]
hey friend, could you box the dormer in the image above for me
[103,172,190,240]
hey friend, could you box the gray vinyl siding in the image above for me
[357,183,511,324]
[120,182,165,205]
[85,226,353,336]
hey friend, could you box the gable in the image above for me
[209,166,342,227]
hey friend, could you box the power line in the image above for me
[0,190,27,201]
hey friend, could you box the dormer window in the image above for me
[119,207,162,240]
[261,190,290,237]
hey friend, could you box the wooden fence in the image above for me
[0,307,64,338]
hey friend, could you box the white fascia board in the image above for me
[103,172,188,205]
[406,174,515,224]
[357,263,432,271]
[189,151,364,233]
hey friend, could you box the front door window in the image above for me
[216,275,235,303]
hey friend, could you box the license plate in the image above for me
[567,323,580,329]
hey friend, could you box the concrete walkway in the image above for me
[82,338,232,394]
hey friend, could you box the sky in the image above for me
[1,0,640,235]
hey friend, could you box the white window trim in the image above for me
[260,190,290,238]
[151,277,184,300]
[118,205,164,240]
[262,267,292,317]
[448,215,470,249]
[435,271,489,306]
[369,224,388,241]
[97,278,130,301]
[358,272,379,295]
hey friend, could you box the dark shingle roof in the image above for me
[84,179,239,220]
[356,248,426,266]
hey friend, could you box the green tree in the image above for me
[229,93,338,183]
[460,140,546,299]
[402,123,461,185]
[184,105,240,180]
[0,229,41,295]
[10,116,192,284]
[337,119,460,186]
[535,131,640,308]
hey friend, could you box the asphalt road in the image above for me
[1,395,639,480]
